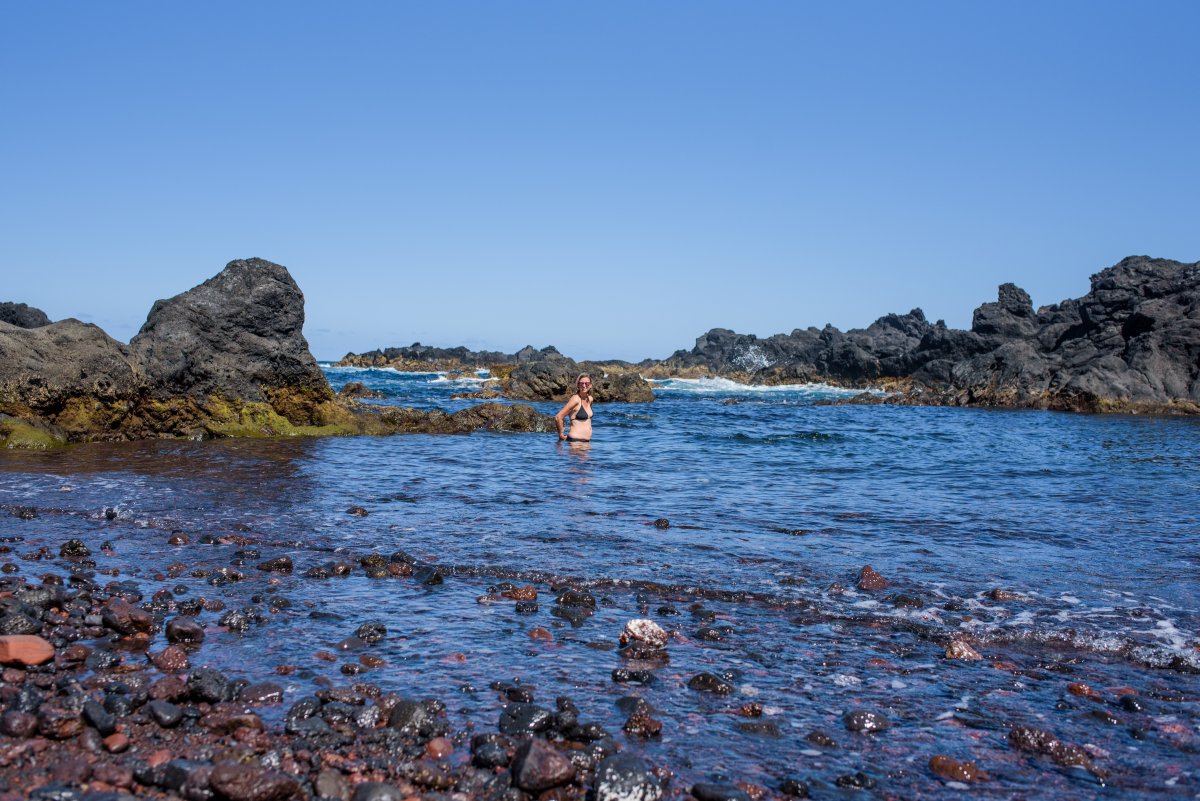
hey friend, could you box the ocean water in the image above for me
[1,366,1198,798]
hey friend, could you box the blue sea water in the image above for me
[1,366,1198,798]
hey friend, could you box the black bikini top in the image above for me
[574,402,591,421]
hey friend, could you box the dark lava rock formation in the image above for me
[341,343,656,403]
[504,357,656,403]
[339,342,566,371]
[0,259,553,447]
[0,302,51,329]
[130,258,331,403]
[664,256,1200,413]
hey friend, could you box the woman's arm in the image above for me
[554,395,580,440]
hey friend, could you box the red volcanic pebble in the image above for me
[103,732,130,753]
[425,737,454,759]
[528,628,554,641]
[1067,682,1103,701]
[0,635,55,667]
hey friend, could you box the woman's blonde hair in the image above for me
[576,373,592,400]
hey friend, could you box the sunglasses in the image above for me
[578,381,591,386]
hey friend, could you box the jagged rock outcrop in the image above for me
[658,309,933,383]
[0,302,51,329]
[504,358,655,403]
[670,256,1200,413]
[341,340,656,403]
[337,342,566,371]
[902,257,1200,409]
[131,258,331,403]
[0,258,559,447]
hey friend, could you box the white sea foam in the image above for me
[648,376,866,396]
[320,364,440,376]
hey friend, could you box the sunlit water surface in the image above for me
[1,367,1197,799]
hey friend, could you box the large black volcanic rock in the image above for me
[660,309,932,383]
[662,256,1200,411]
[0,303,52,329]
[907,256,1200,406]
[130,258,331,402]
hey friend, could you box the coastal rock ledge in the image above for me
[664,255,1200,414]
[0,258,553,448]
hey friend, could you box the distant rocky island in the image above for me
[0,259,554,448]
[341,255,1200,415]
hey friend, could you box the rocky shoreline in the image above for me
[1,497,1196,800]
[340,256,1200,414]
[0,260,553,449]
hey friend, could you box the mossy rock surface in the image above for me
[0,418,66,449]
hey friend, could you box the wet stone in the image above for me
[315,770,349,800]
[945,640,982,660]
[502,585,538,601]
[690,783,751,801]
[594,753,663,801]
[166,617,205,644]
[688,672,735,694]
[511,738,576,792]
[1008,725,1102,774]
[59,539,91,558]
[352,783,405,801]
[256,556,294,574]
[240,682,285,705]
[612,669,655,686]
[346,506,369,517]
[147,699,184,728]
[83,699,117,735]
[1119,695,1146,713]
[623,708,663,738]
[504,685,535,703]
[389,698,445,739]
[149,675,189,702]
[0,709,38,737]
[653,518,670,528]
[889,592,924,608]
[208,762,302,801]
[39,705,84,739]
[929,755,980,782]
[151,644,190,672]
[188,666,232,703]
[415,566,444,586]
[355,621,387,644]
[778,778,809,798]
[856,565,889,591]
[552,605,594,626]
[843,710,890,733]
[621,618,668,648]
[696,627,725,642]
[835,772,876,789]
[515,600,539,614]
[472,732,514,769]
[737,720,782,737]
[499,702,554,734]
[556,588,596,608]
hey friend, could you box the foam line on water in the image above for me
[649,376,867,396]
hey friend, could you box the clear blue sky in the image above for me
[3,2,1197,361]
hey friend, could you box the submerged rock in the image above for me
[594,754,662,801]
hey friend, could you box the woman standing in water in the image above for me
[556,374,594,442]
